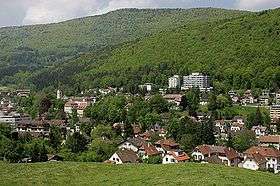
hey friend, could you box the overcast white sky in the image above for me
[0,0,280,27]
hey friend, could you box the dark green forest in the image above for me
[1,8,280,92]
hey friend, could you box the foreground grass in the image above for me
[0,162,279,186]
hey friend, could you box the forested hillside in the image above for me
[0,8,245,66]
[2,8,280,92]
[71,8,280,93]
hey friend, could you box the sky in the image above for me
[0,0,280,27]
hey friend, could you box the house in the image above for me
[162,150,190,164]
[191,145,240,166]
[259,90,270,106]
[64,97,93,117]
[228,90,239,103]
[109,149,139,164]
[15,120,50,138]
[132,124,141,137]
[139,143,160,159]
[241,90,255,105]
[163,94,183,106]
[230,123,243,133]
[270,105,280,121]
[118,137,146,152]
[244,146,280,173]
[232,116,245,125]
[251,126,267,138]
[155,139,180,155]
[242,153,267,171]
[259,135,280,150]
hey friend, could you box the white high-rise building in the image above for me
[168,75,181,89]
[181,73,211,91]
[57,90,62,99]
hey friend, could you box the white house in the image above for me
[251,126,267,138]
[244,146,280,173]
[162,150,189,164]
[118,137,145,152]
[191,145,240,167]
[109,149,139,164]
[242,154,267,171]
[259,135,280,150]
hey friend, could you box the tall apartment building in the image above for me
[168,75,181,89]
[181,73,211,91]
[270,105,280,121]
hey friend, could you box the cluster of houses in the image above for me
[109,137,190,164]
[228,89,280,106]
[107,126,280,173]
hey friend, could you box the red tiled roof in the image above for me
[195,145,238,160]
[259,135,280,144]
[169,151,190,162]
[245,146,280,158]
[140,143,160,156]
[245,153,267,165]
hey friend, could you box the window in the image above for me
[171,159,175,163]
[113,158,115,161]
[272,159,276,162]
[116,158,119,162]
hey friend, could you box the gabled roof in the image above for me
[116,149,139,163]
[168,151,190,162]
[245,153,267,165]
[195,145,239,160]
[156,139,179,152]
[259,135,280,144]
[244,146,280,158]
[127,137,146,148]
[140,143,160,156]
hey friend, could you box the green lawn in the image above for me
[0,162,279,185]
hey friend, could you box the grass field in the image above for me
[0,162,279,186]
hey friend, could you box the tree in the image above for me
[139,112,161,132]
[208,93,217,111]
[149,94,169,113]
[49,126,62,151]
[89,139,116,162]
[29,140,48,162]
[226,132,234,148]
[65,132,88,153]
[70,109,79,126]
[233,130,257,152]
[201,117,215,145]
[253,107,263,126]
[38,95,52,115]
[144,155,162,164]
[185,88,200,117]
[91,125,115,140]
[167,117,181,140]
[123,123,133,139]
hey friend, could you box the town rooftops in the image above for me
[259,135,280,144]
[127,137,146,148]
[245,153,267,165]
[244,146,280,158]
[116,149,139,163]
[195,145,239,160]
[169,151,190,162]
[140,143,160,156]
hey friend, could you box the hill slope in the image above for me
[0,8,246,66]
[70,8,280,92]
[0,162,279,185]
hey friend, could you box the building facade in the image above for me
[270,105,280,121]
[181,73,211,91]
[168,75,180,89]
